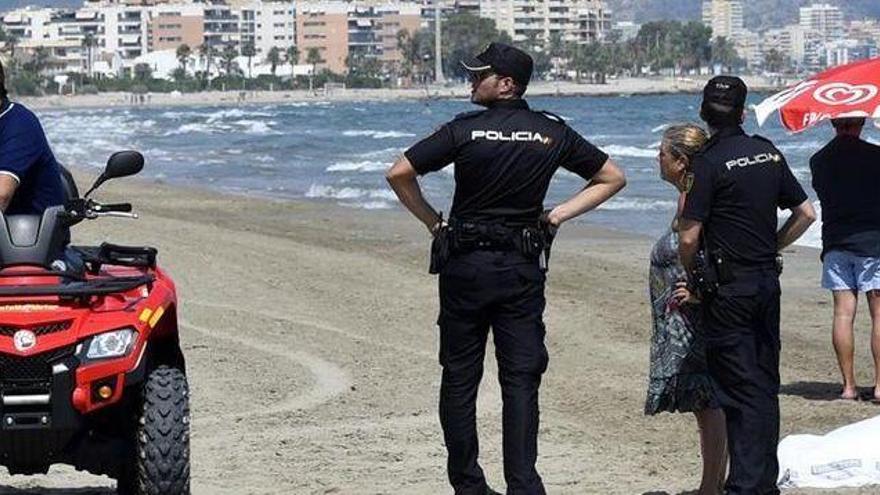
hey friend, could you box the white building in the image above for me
[762,24,809,67]
[239,1,296,59]
[477,0,610,45]
[799,3,844,42]
[702,0,743,40]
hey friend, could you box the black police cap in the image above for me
[461,42,533,86]
[702,75,748,111]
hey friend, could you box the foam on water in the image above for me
[326,160,387,172]
[305,184,397,201]
[778,141,824,152]
[599,198,677,211]
[233,119,280,135]
[204,108,275,123]
[342,130,416,139]
[603,144,658,158]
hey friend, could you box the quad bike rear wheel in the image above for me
[119,365,190,495]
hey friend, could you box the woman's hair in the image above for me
[662,124,708,169]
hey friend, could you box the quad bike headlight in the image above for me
[84,327,137,360]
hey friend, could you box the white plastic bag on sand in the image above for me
[778,414,880,489]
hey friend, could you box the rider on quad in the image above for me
[0,61,66,216]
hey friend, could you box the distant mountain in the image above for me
[606,0,880,30]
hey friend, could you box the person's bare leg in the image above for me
[695,407,728,495]
[832,290,859,399]
[867,290,880,401]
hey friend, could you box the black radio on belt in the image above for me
[691,230,733,299]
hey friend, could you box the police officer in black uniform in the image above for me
[679,76,816,495]
[386,43,625,495]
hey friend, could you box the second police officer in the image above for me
[679,76,817,495]
[386,43,626,494]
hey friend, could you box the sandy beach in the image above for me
[0,167,875,494]
[17,76,786,111]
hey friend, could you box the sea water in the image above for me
[39,93,873,249]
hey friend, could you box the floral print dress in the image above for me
[645,227,719,415]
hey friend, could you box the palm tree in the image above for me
[267,46,282,77]
[81,33,97,77]
[220,44,238,78]
[5,34,19,60]
[241,42,255,79]
[285,45,299,86]
[176,43,192,75]
[305,47,322,93]
[198,43,214,89]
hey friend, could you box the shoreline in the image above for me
[19,75,785,110]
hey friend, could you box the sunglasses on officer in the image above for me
[467,70,497,84]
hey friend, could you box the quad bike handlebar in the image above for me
[60,199,138,225]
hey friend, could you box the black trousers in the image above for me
[437,250,548,495]
[703,273,781,495]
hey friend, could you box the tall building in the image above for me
[296,2,349,73]
[701,0,743,40]
[147,3,205,53]
[477,0,610,45]
[762,24,810,68]
[239,2,296,58]
[799,3,844,42]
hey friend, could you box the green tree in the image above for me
[81,33,97,77]
[673,21,712,71]
[176,43,192,75]
[285,46,300,87]
[396,28,433,84]
[267,46,282,76]
[220,44,238,77]
[306,47,322,92]
[241,41,256,79]
[133,63,152,82]
[711,36,740,70]
[345,51,384,88]
[5,33,19,60]
[764,48,788,73]
[441,11,506,80]
[198,43,214,89]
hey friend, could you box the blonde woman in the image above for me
[645,124,727,494]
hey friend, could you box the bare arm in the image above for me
[678,218,702,274]
[385,155,441,233]
[0,175,17,212]
[546,158,626,226]
[777,199,816,251]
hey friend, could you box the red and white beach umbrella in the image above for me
[754,57,880,133]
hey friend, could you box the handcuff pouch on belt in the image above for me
[429,218,557,274]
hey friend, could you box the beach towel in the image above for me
[778,413,880,489]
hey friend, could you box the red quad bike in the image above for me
[0,151,189,494]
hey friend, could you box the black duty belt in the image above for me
[450,219,537,253]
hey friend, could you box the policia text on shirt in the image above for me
[386,43,625,495]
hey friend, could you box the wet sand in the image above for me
[0,170,876,494]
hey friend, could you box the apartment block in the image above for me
[477,0,610,45]
[239,2,296,57]
[147,3,204,52]
[762,24,809,66]
[799,3,844,42]
[701,0,743,40]
[296,1,348,72]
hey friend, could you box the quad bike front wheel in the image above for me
[119,365,190,495]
